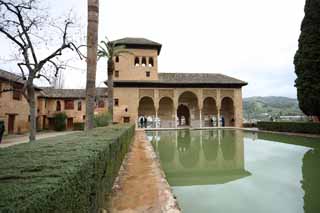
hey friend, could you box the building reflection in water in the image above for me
[149,129,251,186]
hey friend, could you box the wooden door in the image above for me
[8,114,15,134]
[42,116,47,129]
[67,118,73,129]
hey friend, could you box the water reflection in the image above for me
[177,130,200,168]
[202,131,218,161]
[148,129,320,213]
[149,129,250,186]
[220,130,236,160]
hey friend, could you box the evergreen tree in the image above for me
[294,0,320,121]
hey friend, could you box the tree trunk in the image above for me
[27,84,36,141]
[107,59,114,122]
[313,116,320,123]
[85,0,99,130]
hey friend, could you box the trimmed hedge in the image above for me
[73,122,85,131]
[257,121,320,134]
[0,124,135,212]
[53,112,67,131]
[94,112,112,128]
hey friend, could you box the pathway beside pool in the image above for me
[0,131,78,148]
[109,130,180,213]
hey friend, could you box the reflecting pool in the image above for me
[146,129,320,213]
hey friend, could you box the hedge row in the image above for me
[257,121,320,134]
[0,124,135,213]
[73,122,85,131]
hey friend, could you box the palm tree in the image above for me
[86,0,99,130]
[98,37,132,122]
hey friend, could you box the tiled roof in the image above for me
[158,73,247,85]
[0,69,42,90]
[111,37,161,46]
[0,69,27,84]
[110,37,162,54]
[39,87,107,99]
[113,73,247,86]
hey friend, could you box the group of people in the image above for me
[139,116,148,128]
[208,116,235,127]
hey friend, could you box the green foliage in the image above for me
[73,122,85,131]
[0,124,135,213]
[94,112,112,127]
[0,120,4,129]
[294,0,320,117]
[243,96,305,120]
[97,37,132,60]
[257,121,320,134]
[53,112,67,131]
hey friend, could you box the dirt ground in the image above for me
[109,130,180,213]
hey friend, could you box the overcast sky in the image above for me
[0,0,305,98]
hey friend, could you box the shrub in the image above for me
[0,124,135,212]
[73,122,85,131]
[94,112,112,127]
[257,121,320,134]
[54,112,67,131]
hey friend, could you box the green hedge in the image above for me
[257,121,320,134]
[53,112,67,131]
[0,124,135,212]
[94,112,112,128]
[73,122,85,131]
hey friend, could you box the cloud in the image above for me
[0,0,305,98]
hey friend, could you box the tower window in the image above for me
[56,101,61,111]
[148,57,154,67]
[115,56,119,63]
[141,57,147,67]
[115,70,119,78]
[146,71,151,77]
[114,98,119,106]
[134,57,140,66]
[78,101,82,111]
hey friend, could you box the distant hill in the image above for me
[243,96,305,121]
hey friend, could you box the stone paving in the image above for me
[109,130,180,213]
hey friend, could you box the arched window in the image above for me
[141,57,147,67]
[148,57,154,67]
[134,57,140,66]
[115,56,119,63]
[78,101,82,111]
[56,101,61,111]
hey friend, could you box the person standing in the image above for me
[221,116,225,127]
[0,121,5,144]
[139,116,144,128]
[144,116,148,128]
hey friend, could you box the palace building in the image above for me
[110,38,247,128]
[0,38,247,135]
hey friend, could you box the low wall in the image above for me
[0,124,135,212]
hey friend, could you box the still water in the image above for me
[146,129,320,213]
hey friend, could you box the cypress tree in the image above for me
[294,0,320,121]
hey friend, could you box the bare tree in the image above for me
[51,71,64,89]
[86,0,99,130]
[0,0,82,141]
